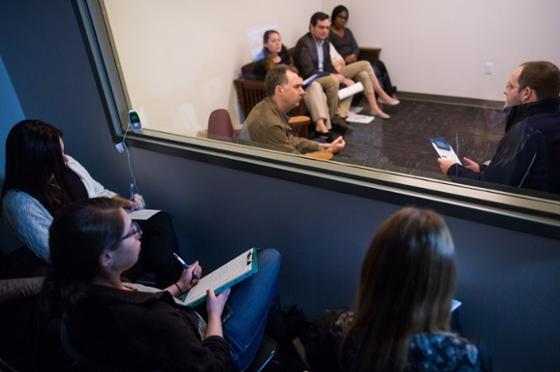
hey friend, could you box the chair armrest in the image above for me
[288,115,311,127]
[232,123,242,134]
[289,115,311,139]
[359,47,382,64]
[304,151,333,160]
[0,277,44,303]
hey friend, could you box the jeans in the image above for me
[223,248,281,370]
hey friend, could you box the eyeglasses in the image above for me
[118,221,142,242]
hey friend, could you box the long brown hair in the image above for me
[41,198,124,313]
[1,119,75,213]
[342,207,456,372]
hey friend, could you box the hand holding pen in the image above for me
[128,183,145,210]
[174,253,202,290]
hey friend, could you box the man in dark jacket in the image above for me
[293,12,356,130]
[438,61,560,194]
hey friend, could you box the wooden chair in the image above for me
[357,47,382,65]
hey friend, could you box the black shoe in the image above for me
[332,116,349,132]
[315,132,335,143]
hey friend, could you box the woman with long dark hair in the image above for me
[1,119,181,286]
[42,197,280,370]
[340,207,484,371]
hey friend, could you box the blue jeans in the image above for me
[223,248,281,370]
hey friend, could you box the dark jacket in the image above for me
[293,32,336,79]
[65,285,235,371]
[448,97,560,194]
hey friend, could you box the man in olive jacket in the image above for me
[239,65,346,155]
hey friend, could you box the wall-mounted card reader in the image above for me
[128,109,142,133]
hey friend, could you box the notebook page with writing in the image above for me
[181,248,258,307]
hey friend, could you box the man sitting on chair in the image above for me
[238,65,346,155]
[438,61,560,194]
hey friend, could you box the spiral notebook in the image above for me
[180,248,258,307]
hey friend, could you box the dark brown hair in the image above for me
[310,11,329,26]
[518,61,560,100]
[1,119,75,213]
[264,65,299,97]
[41,198,125,312]
[262,30,293,70]
[331,5,349,24]
[342,207,456,372]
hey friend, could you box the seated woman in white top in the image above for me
[1,119,182,286]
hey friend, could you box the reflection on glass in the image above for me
[98,1,559,200]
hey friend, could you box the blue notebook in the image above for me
[180,248,258,307]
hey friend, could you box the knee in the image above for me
[147,210,171,224]
[258,248,281,275]
[322,76,338,91]
[307,82,321,94]
[357,60,374,75]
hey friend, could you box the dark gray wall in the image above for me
[1,2,559,371]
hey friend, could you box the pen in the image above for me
[129,183,137,200]
[173,253,201,280]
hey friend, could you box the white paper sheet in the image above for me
[128,208,161,220]
[338,82,364,100]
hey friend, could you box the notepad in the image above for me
[180,248,258,307]
[346,113,374,124]
[128,208,161,220]
[303,72,330,88]
[338,82,364,100]
[430,137,462,165]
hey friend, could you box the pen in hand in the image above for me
[128,183,145,210]
[173,253,201,280]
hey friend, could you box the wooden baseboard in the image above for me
[397,91,504,110]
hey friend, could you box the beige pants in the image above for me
[303,81,332,129]
[337,61,375,116]
[340,61,375,95]
[316,75,352,119]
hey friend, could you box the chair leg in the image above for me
[245,335,279,372]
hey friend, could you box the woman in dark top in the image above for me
[1,120,182,286]
[340,207,485,371]
[42,198,281,370]
[330,5,398,100]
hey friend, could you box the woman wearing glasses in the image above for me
[1,119,182,286]
[42,198,280,370]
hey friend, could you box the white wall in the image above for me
[324,0,560,101]
[102,0,321,135]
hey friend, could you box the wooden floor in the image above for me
[333,98,506,181]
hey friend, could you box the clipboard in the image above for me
[303,72,330,88]
[180,248,258,307]
[430,137,462,165]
